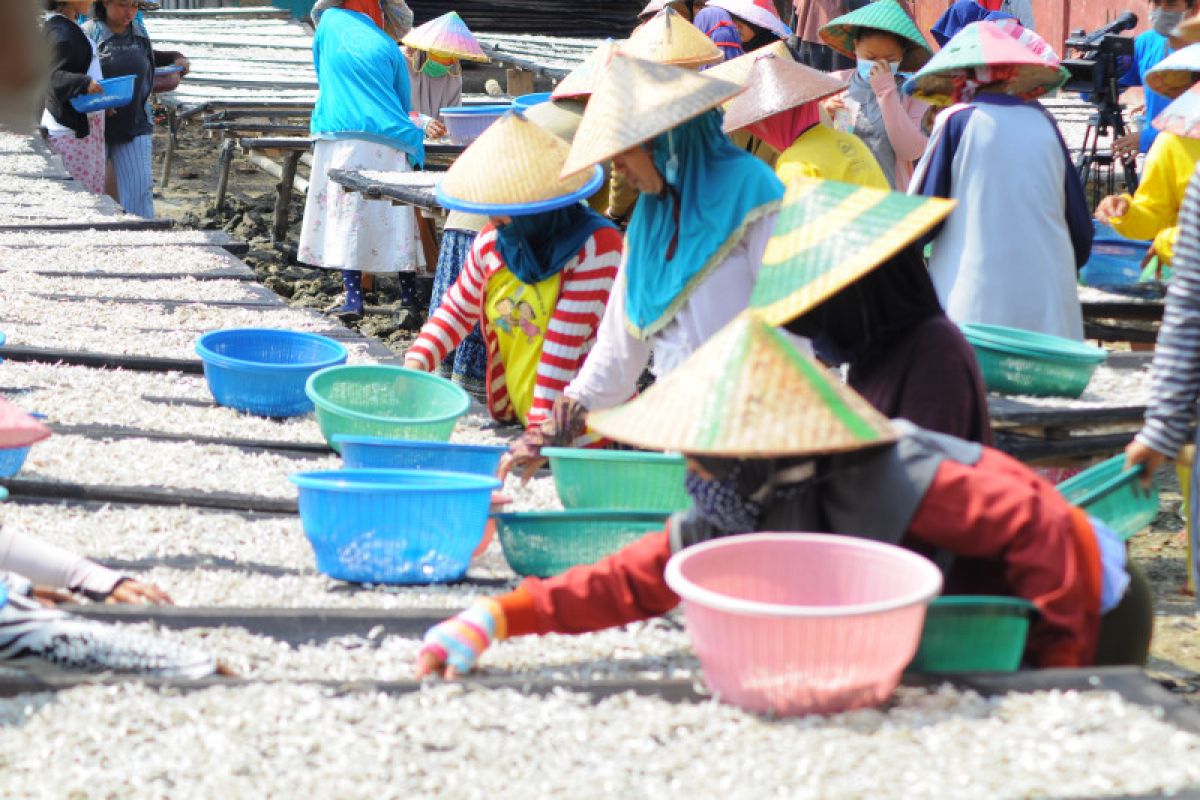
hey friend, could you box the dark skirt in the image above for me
[429,228,487,403]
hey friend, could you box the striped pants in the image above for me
[108,133,155,219]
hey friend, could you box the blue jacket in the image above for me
[310,9,424,166]
[1119,29,1172,154]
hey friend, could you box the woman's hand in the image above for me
[403,357,427,371]
[426,119,447,139]
[866,59,892,82]
[1125,439,1169,490]
[415,602,502,679]
[31,586,77,607]
[822,92,846,118]
[107,579,174,606]
[1112,131,1140,160]
[174,56,190,76]
[86,80,104,95]
[1094,194,1130,223]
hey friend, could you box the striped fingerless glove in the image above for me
[419,599,506,675]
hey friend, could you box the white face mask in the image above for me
[856,58,900,81]
[1151,8,1186,36]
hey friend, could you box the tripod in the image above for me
[1075,71,1140,207]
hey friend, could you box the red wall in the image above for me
[910,0,1152,53]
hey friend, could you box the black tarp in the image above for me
[408,0,645,38]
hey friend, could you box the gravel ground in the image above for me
[0,273,265,302]
[1,683,1198,799]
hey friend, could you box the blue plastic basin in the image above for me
[70,75,136,114]
[334,436,505,475]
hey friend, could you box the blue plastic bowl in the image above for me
[0,446,30,478]
[69,75,136,114]
[512,92,552,111]
[439,104,511,145]
[334,435,505,475]
[290,469,500,584]
[196,328,348,418]
[1081,222,1153,287]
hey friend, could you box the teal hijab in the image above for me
[495,204,615,285]
[623,109,784,340]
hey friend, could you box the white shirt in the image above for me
[566,211,778,411]
[42,12,104,136]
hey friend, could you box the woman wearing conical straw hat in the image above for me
[416,313,1151,678]
[692,0,791,63]
[623,6,722,69]
[720,52,888,188]
[906,21,1091,340]
[1094,43,1200,276]
[501,54,785,481]
[401,10,488,126]
[299,0,427,325]
[404,113,622,438]
[817,0,934,191]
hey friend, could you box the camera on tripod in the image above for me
[1061,11,1138,102]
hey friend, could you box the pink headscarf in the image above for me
[746,101,822,152]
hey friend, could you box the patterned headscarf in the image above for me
[950,64,1018,103]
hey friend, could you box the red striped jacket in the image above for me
[407,224,623,432]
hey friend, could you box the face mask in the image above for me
[1151,8,1185,36]
[856,58,901,81]
[420,58,450,78]
[685,469,761,535]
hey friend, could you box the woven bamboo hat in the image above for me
[624,6,722,69]
[552,39,621,100]
[588,312,897,457]
[903,20,1067,104]
[704,39,793,85]
[819,0,932,73]
[522,99,587,143]
[750,178,955,326]
[437,111,603,215]
[706,0,792,40]
[561,53,742,178]
[1154,82,1200,139]
[1147,43,1200,100]
[639,0,689,21]
[1175,16,1200,46]
[401,11,489,62]
[722,54,847,134]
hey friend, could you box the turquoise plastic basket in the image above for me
[960,322,1108,398]
[909,596,1035,673]
[305,365,470,451]
[1057,454,1159,540]
[494,510,669,577]
[542,447,691,512]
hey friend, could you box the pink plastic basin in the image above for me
[664,533,943,717]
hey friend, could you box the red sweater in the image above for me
[497,447,1104,668]
[406,225,623,430]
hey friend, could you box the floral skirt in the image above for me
[299,138,418,274]
[46,112,105,195]
[429,228,487,402]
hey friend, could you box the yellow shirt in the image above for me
[774,125,890,190]
[1110,132,1200,264]
[484,268,561,425]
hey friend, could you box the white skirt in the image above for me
[298,138,418,274]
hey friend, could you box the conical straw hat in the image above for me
[522,99,586,143]
[704,39,793,86]
[819,0,933,72]
[722,54,847,133]
[706,0,792,40]
[552,39,621,100]
[437,111,603,214]
[750,177,955,326]
[639,0,688,21]
[1147,43,1200,99]
[624,6,722,69]
[1154,82,1200,139]
[588,312,897,458]
[401,11,489,63]
[561,53,742,178]
[903,21,1066,104]
[1175,16,1200,46]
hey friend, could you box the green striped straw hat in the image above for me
[588,311,896,458]
[820,0,933,73]
[751,177,955,326]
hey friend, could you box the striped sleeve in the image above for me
[1137,163,1200,458]
[525,227,623,429]
[405,227,500,371]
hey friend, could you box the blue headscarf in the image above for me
[930,1,990,46]
[693,7,744,62]
[622,110,784,340]
[495,204,615,285]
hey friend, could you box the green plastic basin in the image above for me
[960,322,1108,398]
[1057,454,1159,541]
[494,509,669,577]
[305,365,470,452]
[543,447,691,512]
[909,595,1035,673]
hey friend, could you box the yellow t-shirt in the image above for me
[1110,132,1200,265]
[484,268,562,425]
[773,125,890,190]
